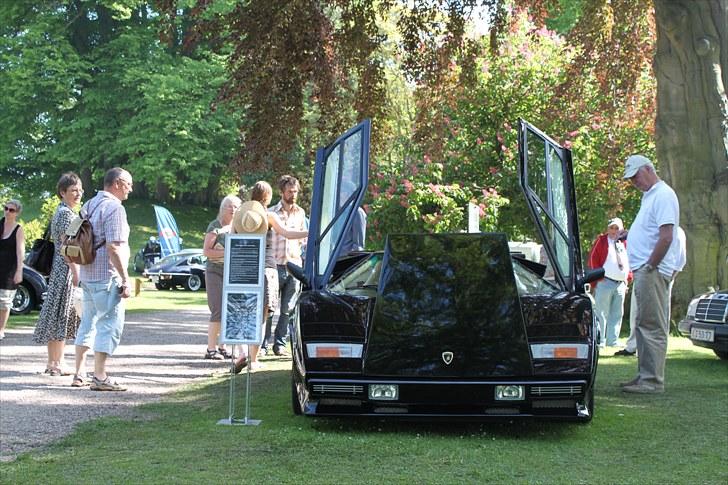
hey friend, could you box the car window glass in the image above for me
[512,257,558,295]
[317,133,364,279]
[548,145,571,278]
[330,254,382,293]
[317,145,340,276]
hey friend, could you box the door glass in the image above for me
[547,145,571,278]
[317,146,341,276]
[527,132,548,206]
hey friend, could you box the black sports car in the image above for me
[678,289,728,360]
[143,249,206,291]
[288,119,603,421]
[11,266,47,315]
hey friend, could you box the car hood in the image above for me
[362,233,533,378]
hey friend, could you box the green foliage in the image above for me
[1,1,242,205]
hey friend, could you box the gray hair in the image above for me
[218,194,242,219]
[103,167,130,188]
[5,199,22,215]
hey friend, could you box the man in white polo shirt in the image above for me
[619,155,684,394]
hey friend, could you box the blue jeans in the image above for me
[594,278,627,347]
[264,265,300,349]
[74,278,125,355]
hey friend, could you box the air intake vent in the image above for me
[530,385,582,396]
[312,384,364,395]
[695,297,728,323]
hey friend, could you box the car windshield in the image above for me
[158,253,191,265]
[330,254,382,293]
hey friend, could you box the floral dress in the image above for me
[32,203,80,343]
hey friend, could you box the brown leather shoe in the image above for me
[233,357,248,374]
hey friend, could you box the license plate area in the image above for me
[691,327,714,342]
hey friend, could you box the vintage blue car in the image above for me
[288,119,603,421]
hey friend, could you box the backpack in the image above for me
[60,201,106,265]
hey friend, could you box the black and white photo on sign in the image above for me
[224,235,265,286]
[221,290,264,344]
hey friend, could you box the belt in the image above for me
[604,276,625,284]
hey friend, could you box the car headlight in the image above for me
[686,297,700,318]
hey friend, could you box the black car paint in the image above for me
[291,119,599,421]
[143,249,206,291]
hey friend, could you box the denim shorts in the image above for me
[74,278,125,355]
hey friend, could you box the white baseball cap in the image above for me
[623,154,654,179]
[607,217,623,231]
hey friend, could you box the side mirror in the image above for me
[577,268,605,290]
[287,262,310,289]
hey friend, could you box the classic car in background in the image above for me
[143,249,206,291]
[11,266,47,315]
[678,289,728,360]
[287,119,603,421]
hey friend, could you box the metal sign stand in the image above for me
[217,345,261,426]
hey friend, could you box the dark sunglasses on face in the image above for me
[4,206,17,213]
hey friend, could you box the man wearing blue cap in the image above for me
[619,155,684,394]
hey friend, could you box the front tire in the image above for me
[155,281,171,291]
[184,274,202,292]
[291,372,302,415]
[11,282,35,315]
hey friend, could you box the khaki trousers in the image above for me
[633,266,674,388]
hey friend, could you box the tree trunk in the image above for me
[653,0,728,313]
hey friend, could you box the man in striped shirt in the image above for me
[264,175,307,356]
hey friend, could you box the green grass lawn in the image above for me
[2,292,726,485]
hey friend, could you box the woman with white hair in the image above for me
[0,199,25,340]
[202,194,241,360]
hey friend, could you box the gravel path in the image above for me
[0,309,232,460]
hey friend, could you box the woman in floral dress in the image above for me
[32,173,83,377]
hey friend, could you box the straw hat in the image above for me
[233,200,269,234]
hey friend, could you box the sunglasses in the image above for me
[3,206,17,213]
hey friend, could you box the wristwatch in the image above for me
[644,263,655,272]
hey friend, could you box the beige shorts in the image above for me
[0,289,17,310]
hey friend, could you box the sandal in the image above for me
[71,374,88,387]
[204,349,224,360]
[217,347,232,359]
[46,367,72,377]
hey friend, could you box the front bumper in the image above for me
[678,318,728,353]
[297,377,593,420]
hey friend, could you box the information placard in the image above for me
[220,234,266,344]
[221,289,264,344]
[226,236,264,286]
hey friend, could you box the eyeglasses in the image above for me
[3,206,17,213]
[118,179,133,188]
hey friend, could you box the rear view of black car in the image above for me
[289,119,602,421]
